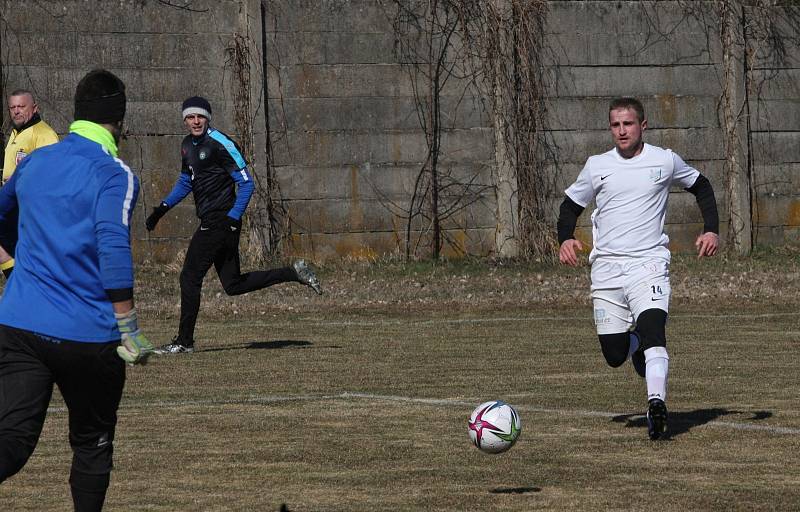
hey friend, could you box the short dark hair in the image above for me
[74,69,127,124]
[609,97,645,123]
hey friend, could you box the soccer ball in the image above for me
[468,400,521,454]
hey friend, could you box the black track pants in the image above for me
[0,325,124,510]
[177,226,298,344]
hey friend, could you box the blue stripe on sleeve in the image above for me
[228,170,254,220]
[113,157,136,226]
[96,161,138,292]
[208,129,247,169]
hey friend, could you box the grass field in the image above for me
[1,252,799,511]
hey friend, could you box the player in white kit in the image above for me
[557,97,720,440]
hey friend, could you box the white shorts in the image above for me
[590,258,670,335]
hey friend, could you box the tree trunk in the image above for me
[491,0,519,258]
[719,0,752,255]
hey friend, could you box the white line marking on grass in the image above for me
[339,392,632,418]
[706,421,800,435]
[248,311,799,329]
[45,391,800,436]
[339,392,800,435]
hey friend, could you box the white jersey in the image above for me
[565,143,700,263]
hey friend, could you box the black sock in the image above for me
[70,471,109,512]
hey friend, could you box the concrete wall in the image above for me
[1,0,798,262]
[0,0,253,264]
[546,1,800,252]
[262,0,495,260]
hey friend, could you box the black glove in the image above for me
[224,216,242,232]
[145,203,169,231]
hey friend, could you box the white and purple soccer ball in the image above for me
[468,400,521,454]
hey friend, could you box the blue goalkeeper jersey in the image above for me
[0,130,138,343]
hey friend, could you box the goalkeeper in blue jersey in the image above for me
[145,96,322,354]
[0,70,152,512]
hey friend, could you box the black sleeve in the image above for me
[685,174,719,234]
[556,196,585,244]
[106,287,133,303]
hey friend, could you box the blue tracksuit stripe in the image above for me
[209,129,247,169]
[114,156,135,226]
[228,169,254,220]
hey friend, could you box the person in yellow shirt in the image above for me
[1,90,59,278]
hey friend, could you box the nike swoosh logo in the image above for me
[200,226,210,231]
[601,174,612,180]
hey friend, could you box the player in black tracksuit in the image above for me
[145,96,321,354]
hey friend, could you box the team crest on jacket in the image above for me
[650,168,662,182]
[199,150,208,160]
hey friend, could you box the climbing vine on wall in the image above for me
[382,0,558,260]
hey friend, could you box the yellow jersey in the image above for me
[3,114,59,183]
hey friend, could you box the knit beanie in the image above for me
[74,69,127,124]
[182,96,212,120]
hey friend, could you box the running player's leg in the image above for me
[627,259,671,439]
[591,260,639,368]
[176,228,220,347]
[593,296,639,367]
[55,341,125,512]
[0,326,54,480]
[214,228,298,295]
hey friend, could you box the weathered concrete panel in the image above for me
[271,63,477,99]
[754,195,800,227]
[548,1,711,36]
[284,196,496,235]
[74,33,226,69]
[550,65,721,98]
[546,33,716,67]
[270,128,492,167]
[545,95,720,130]
[263,0,389,34]
[122,135,184,172]
[268,96,487,131]
[753,164,800,196]
[749,69,800,100]
[266,31,398,66]
[4,0,243,34]
[4,65,230,103]
[274,163,493,202]
[746,7,800,68]
[750,99,800,132]
[752,132,800,164]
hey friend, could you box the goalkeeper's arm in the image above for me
[109,291,153,365]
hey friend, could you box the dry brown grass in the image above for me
[2,250,799,511]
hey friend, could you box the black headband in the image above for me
[74,91,126,124]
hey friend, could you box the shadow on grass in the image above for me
[198,340,342,352]
[611,408,773,440]
[247,340,313,350]
[490,487,541,494]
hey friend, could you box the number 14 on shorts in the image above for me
[650,284,666,300]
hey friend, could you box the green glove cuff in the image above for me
[115,308,139,335]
